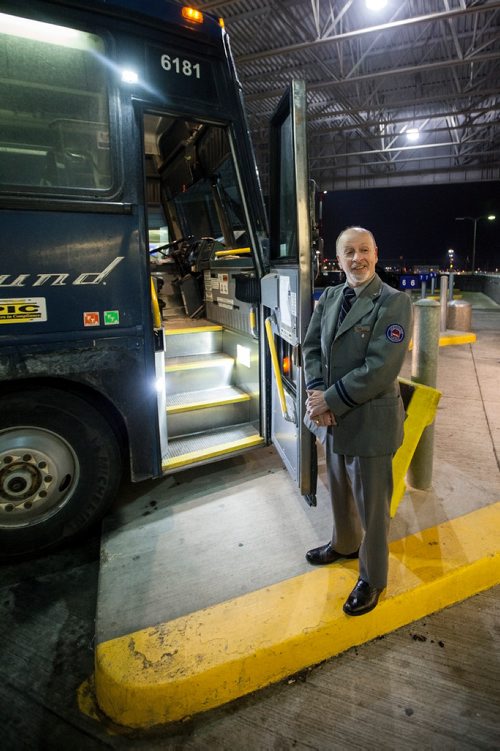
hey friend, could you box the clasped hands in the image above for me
[306,389,337,427]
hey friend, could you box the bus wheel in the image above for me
[0,388,123,560]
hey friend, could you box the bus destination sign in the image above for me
[147,45,218,104]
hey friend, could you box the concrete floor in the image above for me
[1,304,499,749]
[1,541,498,749]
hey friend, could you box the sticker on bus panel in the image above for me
[0,297,47,324]
[83,311,100,327]
[104,310,120,325]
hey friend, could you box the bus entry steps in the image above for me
[165,352,235,392]
[162,424,264,471]
[165,325,223,358]
[163,324,258,459]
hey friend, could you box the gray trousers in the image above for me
[325,433,393,589]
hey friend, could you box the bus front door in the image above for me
[262,81,317,505]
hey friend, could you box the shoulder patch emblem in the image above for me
[386,323,405,343]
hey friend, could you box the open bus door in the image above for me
[262,81,317,505]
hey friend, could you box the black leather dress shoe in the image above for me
[306,542,359,566]
[343,578,382,616]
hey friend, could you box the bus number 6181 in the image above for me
[161,54,201,78]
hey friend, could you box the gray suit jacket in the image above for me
[303,274,413,456]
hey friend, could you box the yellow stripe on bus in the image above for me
[167,393,250,414]
[165,356,233,372]
[162,435,265,470]
[165,326,223,335]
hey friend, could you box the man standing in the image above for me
[303,226,412,616]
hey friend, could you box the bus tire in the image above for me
[0,387,123,560]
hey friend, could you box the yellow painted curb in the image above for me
[94,502,500,728]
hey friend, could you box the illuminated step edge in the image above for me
[165,325,223,336]
[90,502,500,728]
[161,432,265,471]
[165,353,234,372]
[166,387,250,414]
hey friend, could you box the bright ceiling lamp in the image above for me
[365,0,388,10]
[406,127,420,142]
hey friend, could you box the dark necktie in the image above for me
[337,286,356,329]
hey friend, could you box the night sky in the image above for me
[321,180,500,271]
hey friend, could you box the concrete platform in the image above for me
[91,307,500,728]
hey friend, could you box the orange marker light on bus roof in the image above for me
[182,7,203,24]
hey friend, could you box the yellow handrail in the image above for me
[150,278,162,328]
[214,247,252,257]
[264,317,288,420]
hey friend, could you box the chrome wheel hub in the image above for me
[0,428,79,528]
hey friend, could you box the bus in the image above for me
[0,0,315,558]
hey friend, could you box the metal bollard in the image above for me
[420,280,427,299]
[408,299,440,490]
[431,276,436,296]
[439,274,448,331]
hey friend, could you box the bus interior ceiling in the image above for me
[144,114,264,471]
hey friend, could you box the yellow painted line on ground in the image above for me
[94,502,500,728]
[408,331,476,350]
[438,331,476,346]
[161,434,265,470]
[167,392,251,414]
[165,326,223,335]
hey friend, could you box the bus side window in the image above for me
[0,12,112,194]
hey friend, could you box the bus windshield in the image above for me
[145,114,249,250]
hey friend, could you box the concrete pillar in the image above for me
[448,272,455,301]
[408,299,440,490]
[431,276,436,295]
[447,300,472,331]
[420,280,427,299]
[439,274,448,331]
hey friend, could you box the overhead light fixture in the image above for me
[487,214,496,221]
[365,0,388,10]
[406,127,420,142]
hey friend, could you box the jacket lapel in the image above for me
[322,287,343,346]
[334,275,382,339]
